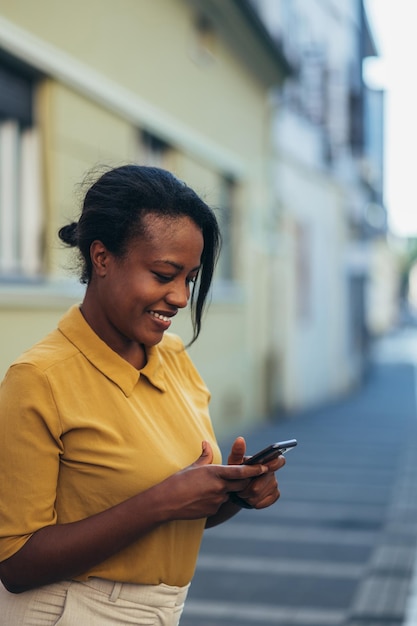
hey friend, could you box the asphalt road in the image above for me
[181,330,417,626]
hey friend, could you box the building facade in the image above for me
[0,0,392,432]
[0,0,292,436]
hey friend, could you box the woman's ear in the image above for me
[90,240,109,277]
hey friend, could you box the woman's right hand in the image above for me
[158,441,268,521]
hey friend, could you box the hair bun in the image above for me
[58,222,78,246]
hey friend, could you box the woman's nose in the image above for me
[166,282,190,308]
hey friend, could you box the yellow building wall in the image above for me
[0,0,275,436]
[0,0,266,159]
[0,294,81,375]
[38,81,137,276]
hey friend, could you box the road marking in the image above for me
[196,553,363,578]
[183,599,346,625]
[207,521,377,546]
[266,500,384,522]
[404,557,417,626]
[401,361,417,625]
[351,575,411,619]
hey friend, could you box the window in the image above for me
[349,88,364,155]
[0,55,43,279]
[138,129,173,168]
[300,44,326,125]
[216,176,236,282]
[295,221,312,320]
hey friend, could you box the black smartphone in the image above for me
[243,439,297,465]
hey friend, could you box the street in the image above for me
[181,329,417,626]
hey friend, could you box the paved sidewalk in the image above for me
[373,329,417,626]
[181,329,417,626]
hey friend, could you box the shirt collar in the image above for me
[58,305,167,396]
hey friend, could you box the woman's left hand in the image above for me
[227,436,285,509]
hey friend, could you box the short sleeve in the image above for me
[0,364,63,561]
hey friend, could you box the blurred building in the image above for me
[0,0,292,436]
[249,0,397,411]
[0,0,394,433]
[363,85,400,335]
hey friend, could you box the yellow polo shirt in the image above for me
[0,305,221,586]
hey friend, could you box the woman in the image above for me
[0,165,284,625]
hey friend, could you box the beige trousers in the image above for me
[0,578,190,625]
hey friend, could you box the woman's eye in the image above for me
[154,273,174,283]
[153,272,198,285]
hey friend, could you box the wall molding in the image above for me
[0,279,85,310]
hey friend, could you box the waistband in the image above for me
[78,577,190,607]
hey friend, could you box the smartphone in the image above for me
[243,439,297,465]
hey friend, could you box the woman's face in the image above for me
[87,214,204,366]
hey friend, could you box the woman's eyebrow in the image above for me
[154,260,201,272]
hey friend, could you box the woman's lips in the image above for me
[148,310,173,329]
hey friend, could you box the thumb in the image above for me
[193,440,214,467]
[228,436,246,465]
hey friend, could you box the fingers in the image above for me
[185,440,284,514]
[236,472,281,509]
[217,463,268,482]
[190,441,267,490]
[192,441,214,467]
[227,436,246,465]
[265,455,286,471]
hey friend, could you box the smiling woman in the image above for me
[0,164,285,625]
[79,214,204,368]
